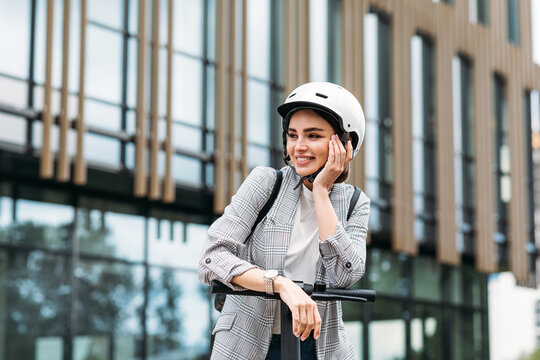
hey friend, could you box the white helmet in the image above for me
[277,82,366,158]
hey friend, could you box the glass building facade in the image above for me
[1,0,538,359]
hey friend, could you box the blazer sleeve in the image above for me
[318,190,370,288]
[198,166,277,291]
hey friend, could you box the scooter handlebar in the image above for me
[210,280,376,303]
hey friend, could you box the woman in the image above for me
[199,82,370,359]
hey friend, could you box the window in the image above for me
[309,0,341,83]
[525,90,540,275]
[508,0,520,45]
[411,34,437,249]
[364,11,393,238]
[469,0,489,25]
[493,74,510,270]
[452,55,476,255]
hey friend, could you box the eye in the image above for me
[287,133,297,139]
[309,133,322,139]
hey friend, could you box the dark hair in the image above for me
[282,108,350,183]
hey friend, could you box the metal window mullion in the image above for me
[40,0,55,179]
[163,0,175,203]
[135,0,148,197]
[26,0,37,151]
[74,0,87,185]
[58,0,72,182]
[120,0,130,169]
[149,0,161,200]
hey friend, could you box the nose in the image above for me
[295,136,308,151]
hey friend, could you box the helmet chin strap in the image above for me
[293,166,324,190]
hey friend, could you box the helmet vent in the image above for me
[289,93,296,98]
[315,93,328,99]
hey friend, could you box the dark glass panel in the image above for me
[413,257,442,301]
[369,299,406,360]
[74,259,144,360]
[411,304,444,360]
[77,198,145,262]
[0,249,69,360]
[368,249,409,297]
[147,269,210,359]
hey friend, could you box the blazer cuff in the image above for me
[319,223,351,258]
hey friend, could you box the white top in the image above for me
[273,184,321,334]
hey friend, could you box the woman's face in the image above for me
[286,109,334,177]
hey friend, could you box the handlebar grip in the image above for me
[323,288,376,302]
[210,280,281,300]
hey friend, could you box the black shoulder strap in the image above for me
[250,169,283,233]
[347,187,361,221]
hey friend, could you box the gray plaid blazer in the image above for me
[199,166,370,360]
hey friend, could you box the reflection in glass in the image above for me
[173,55,203,125]
[173,155,201,186]
[77,203,145,262]
[85,100,122,132]
[0,0,29,78]
[370,299,406,360]
[0,250,68,360]
[75,259,144,359]
[0,113,26,146]
[411,305,443,360]
[247,0,270,80]
[368,249,408,296]
[309,0,328,81]
[86,25,123,103]
[247,80,270,145]
[88,0,123,29]
[147,269,210,359]
[10,199,74,250]
[413,257,442,301]
[173,0,203,56]
[84,133,121,167]
[0,76,28,108]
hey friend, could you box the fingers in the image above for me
[313,307,322,340]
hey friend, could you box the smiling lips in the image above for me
[295,156,315,165]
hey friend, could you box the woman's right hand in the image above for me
[274,276,322,341]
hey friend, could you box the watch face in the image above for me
[265,269,278,278]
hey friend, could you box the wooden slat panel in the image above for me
[241,0,248,180]
[228,0,237,198]
[58,0,71,182]
[391,0,416,255]
[40,0,54,179]
[350,0,366,189]
[435,4,459,265]
[74,0,87,185]
[134,0,148,197]
[214,0,229,213]
[163,0,174,203]
[149,0,161,200]
[474,28,496,273]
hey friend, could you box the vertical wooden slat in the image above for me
[436,4,460,265]
[41,0,54,179]
[163,0,174,203]
[350,0,366,190]
[149,0,161,200]
[214,0,228,213]
[58,0,71,182]
[135,0,148,197]
[474,28,496,273]
[241,0,248,180]
[74,0,87,185]
[228,0,237,197]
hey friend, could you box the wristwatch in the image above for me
[264,269,279,295]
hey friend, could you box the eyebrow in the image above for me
[288,127,326,133]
